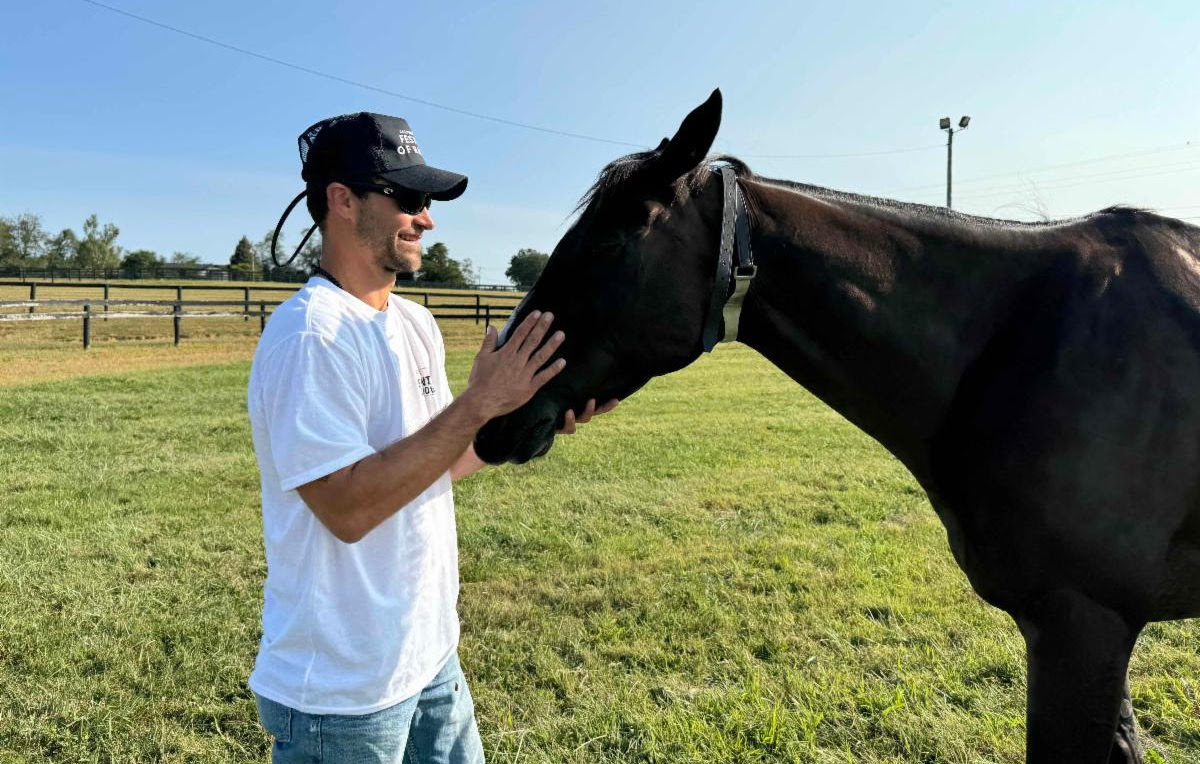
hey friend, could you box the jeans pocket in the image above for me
[254,694,293,744]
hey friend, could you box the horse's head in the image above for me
[475,89,730,464]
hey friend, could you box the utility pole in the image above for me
[939,115,971,209]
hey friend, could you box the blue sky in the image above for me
[2,0,1199,284]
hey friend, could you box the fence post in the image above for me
[173,303,181,346]
[103,284,110,321]
[423,292,429,308]
[259,301,266,333]
[28,284,35,315]
[244,287,250,322]
[82,304,91,350]
[484,304,491,329]
[475,295,481,325]
[176,285,183,304]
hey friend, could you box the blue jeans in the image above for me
[254,652,485,764]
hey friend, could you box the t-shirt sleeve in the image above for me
[259,331,376,492]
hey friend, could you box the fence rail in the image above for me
[0,268,522,291]
[2,297,516,349]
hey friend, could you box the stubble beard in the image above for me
[356,208,420,275]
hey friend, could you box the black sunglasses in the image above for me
[345,182,432,215]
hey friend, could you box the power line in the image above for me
[955,157,1200,198]
[739,144,945,159]
[78,0,645,148]
[888,142,1197,195]
[76,0,959,161]
[955,160,1200,202]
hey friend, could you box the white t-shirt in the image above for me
[246,276,459,715]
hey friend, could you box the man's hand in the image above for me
[463,310,566,421]
[558,398,620,435]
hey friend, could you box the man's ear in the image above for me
[326,182,358,225]
[648,89,722,185]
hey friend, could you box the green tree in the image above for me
[75,214,121,270]
[169,251,201,266]
[121,249,161,278]
[460,258,479,286]
[45,228,79,268]
[0,217,15,268]
[230,235,259,277]
[417,242,467,287]
[0,213,48,269]
[8,213,47,268]
[253,230,280,272]
[290,227,322,275]
[505,248,549,289]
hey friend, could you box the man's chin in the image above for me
[380,250,420,275]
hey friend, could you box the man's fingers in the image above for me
[558,408,576,435]
[480,325,497,353]
[575,398,597,424]
[560,397,618,433]
[530,357,566,389]
[517,311,554,358]
[530,330,565,369]
[505,310,542,354]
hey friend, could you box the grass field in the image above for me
[0,315,1197,762]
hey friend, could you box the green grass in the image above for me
[0,344,1197,762]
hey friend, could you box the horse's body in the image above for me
[475,90,1200,763]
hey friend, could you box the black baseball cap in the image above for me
[270,113,468,268]
[299,113,468,200]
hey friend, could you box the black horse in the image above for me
[474,90,1200,763]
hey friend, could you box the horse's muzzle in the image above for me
[474,396,561,465]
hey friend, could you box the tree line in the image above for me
[0,212,200,275]
[1,211,550,288]
[229,234,548,289]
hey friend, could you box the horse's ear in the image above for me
[651,89,722,183]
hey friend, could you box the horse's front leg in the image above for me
[1015,588,1144,764]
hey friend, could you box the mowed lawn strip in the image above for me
[0,343,1196,763]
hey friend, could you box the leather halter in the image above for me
[702,167,757,352]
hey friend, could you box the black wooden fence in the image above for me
[0,281,522,349]
[0,267,521,291]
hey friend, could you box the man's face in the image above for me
[354,189,434,274]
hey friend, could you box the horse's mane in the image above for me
[578,147,1180,232]
[575,150,1160,231]
[574,151,752,215]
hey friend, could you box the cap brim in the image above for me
[378,165,468,201]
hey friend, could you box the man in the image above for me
[246,112,615,763]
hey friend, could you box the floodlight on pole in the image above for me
[940,115,971,209]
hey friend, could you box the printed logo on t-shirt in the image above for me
[417,369,436,397]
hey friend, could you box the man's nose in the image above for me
[415,207,435,231]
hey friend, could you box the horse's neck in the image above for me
[736,179,1046,477]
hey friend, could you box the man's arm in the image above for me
[450,442,486,481]
[297,310,563,543]
[446,397,619,482]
